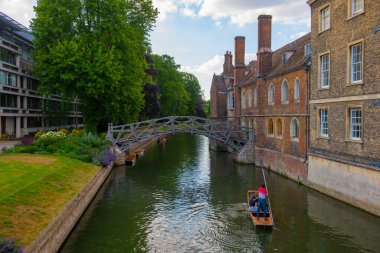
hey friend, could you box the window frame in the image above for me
[275,118,283,139]
[248,90,252,108]
[267,118,274,137]
[281,79,289,104]
[290,118,299,142]
[254,88,257,107]
[241,91,246,109]
[347,107,362,141]
[294,78,300,102]
[304,43,311,56]
[319,5,331,33]
[347,40,364,85]
[228,91,234,109]
[268,83,275,105]
[319,109,329,137]
[319,52,330,89]
[349,0,364,18]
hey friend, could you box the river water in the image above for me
[60,134,380,253]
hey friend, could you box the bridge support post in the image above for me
[233,141,255,164]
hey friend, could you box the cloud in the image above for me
[289,31,308,40]
[152,0,179,21]
[180,7,197,18]
[0,0,37,28]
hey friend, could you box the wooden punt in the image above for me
[125,154,136,165]
[133,148,144,158]
[247,190,273,228]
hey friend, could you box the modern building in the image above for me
[0,12,83,139]
[306,0,380,215]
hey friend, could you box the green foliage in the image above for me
[7,135,111,164]
[31,0,158,130]
[203,100,211,118]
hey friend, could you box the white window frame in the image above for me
[321,6,330,31]
[281,80,289,103]
[349,108,362,140]
[290,118,299,141]
[294,78,300,102]
[350,43,363,83]
[320,109,328,137]
[320,53,330,88]
[268,83,274,105]
[352,0,364,16]
[304,43,311,56]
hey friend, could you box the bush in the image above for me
[93,149,116,166]
[71,129,86,137]
[58,128,69,135]
[40,131,66,139]
[0,238,23,253]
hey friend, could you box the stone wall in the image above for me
[25,164,113,253]
[308,154,380,216]
[256,147,308,182]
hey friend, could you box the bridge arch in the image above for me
[107,116,253,153]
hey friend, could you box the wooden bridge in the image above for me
[107,116,254,153]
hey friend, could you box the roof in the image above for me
[0,12,34,43]
[237,61,257,88]
[265,33,311,79]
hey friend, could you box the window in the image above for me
[281,80,289,102]
[320,109,328,137]
[305,43,311,56]
[351,0,364,16]
[268,118,274,136]
[228,92,234,109]
[320,53,330,88]
[241,91,246,109]
[294,78,300,102]
[0,94,17,108]
[0,70,17,87]
[290,118,299,140]
[254,89,257,107]
[248,91,252,108]
[268,83,274,104]
[349,108,361,140]
[350,43,363,83]
[276,118,283,137]
[320,6,330,31]
[242,117,246,127]
[0,48,17,65]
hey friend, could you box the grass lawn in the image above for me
[0,153,99,247]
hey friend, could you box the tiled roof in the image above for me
[237,61,257,88]
[265,33,311,79]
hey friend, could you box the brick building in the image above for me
[0,12,83,138]
[211,15,311,181]
[306,0,380,215]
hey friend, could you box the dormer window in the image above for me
[305,43,311,56]
[281,51,294,63]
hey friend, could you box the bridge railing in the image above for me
[108,116,254,152]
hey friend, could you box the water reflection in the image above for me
[60,134,380,253]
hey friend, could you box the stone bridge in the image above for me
[107,116,254,156]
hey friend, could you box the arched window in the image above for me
[276,118,283,137]
[254,88,257,107]
[294,78,300,102]
[241,91,246,109]
[268,118,274,135]
[290,118,299,140]
[248,90,252,108]
[268,83,274,104]
[281,80,289,102]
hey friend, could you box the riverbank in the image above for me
[0,154,99,247]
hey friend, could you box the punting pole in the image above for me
[260,159,275,229]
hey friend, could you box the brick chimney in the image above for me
[257,15,272,76]
[234,36,245,85]
[223,51,233,77]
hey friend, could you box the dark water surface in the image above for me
[60,134,380,253]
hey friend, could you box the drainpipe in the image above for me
[304,63,310,163]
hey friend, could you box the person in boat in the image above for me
[248,201,259,213]
[249,193,258,207]
[256,184,268,220]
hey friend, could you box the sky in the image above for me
[0,0,311,99]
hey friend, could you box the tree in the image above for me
[152,54,189,116]
[31,0,158,131]
[181,72,205,117]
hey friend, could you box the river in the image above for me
[60,134,380,253]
